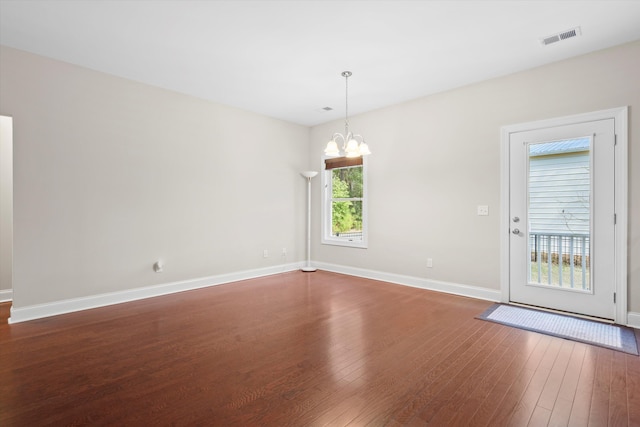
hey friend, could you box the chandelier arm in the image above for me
[331,133,346,143]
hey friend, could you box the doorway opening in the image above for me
[0,115,13,302]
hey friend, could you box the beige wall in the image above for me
[310,41,640,312]
[0,46,309,308]
[0,116,12,294]
[1,40,638,316]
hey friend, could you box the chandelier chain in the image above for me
[344,72,349,133]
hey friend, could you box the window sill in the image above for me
[321,238,368,249]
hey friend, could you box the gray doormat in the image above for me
[477,304,638,355]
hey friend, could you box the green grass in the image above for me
[530,261,590,290]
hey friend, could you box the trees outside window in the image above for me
[322,157,367,248]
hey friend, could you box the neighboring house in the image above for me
[528,137,591,236]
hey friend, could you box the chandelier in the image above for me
[324,71,371,158]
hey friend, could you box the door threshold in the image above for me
[509,301,615,324]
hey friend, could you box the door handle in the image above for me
[512,228,520,235]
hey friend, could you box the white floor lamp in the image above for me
[300,171,318,272]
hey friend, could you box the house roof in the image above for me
[529,137,591,156]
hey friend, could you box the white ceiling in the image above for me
[1,0,640,126]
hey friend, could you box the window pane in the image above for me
[323,157,366,247]
[331,200,363,239]
[332,167,363,198]
[527,137,591,290]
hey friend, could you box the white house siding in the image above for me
[528,151,590,235]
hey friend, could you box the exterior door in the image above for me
[509,119,616,320]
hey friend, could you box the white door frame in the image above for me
[500,107,628,324]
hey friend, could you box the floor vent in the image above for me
[541,27,581,46]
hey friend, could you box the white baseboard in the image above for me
[314,262,502,302]
[0,289,12,303]
[9,263,302,324]
[9,261,636,328]
[628,312,640,329]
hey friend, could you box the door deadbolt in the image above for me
[512,216,520,222]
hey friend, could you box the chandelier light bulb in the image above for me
[325,139,340,156]
[345,138,360,157]
[359,141,371,156]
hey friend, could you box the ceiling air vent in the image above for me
[540,27,581,46]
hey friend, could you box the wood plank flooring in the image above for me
[1,270,638,426]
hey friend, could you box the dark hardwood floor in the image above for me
[1,271,638,426]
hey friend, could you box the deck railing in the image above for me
[529,232,590,289]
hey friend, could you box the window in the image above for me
[322,156,367,248]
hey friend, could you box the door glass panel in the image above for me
[528,137,591,290]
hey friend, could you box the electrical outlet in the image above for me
[153,260,163,273]
[263,249,269,258]
[477,205,489,216]
[427,258,433,268]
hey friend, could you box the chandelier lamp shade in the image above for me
[324,71,372,158]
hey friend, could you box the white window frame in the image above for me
[321,156,368,248]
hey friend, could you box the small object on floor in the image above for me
[476,303,638,355]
